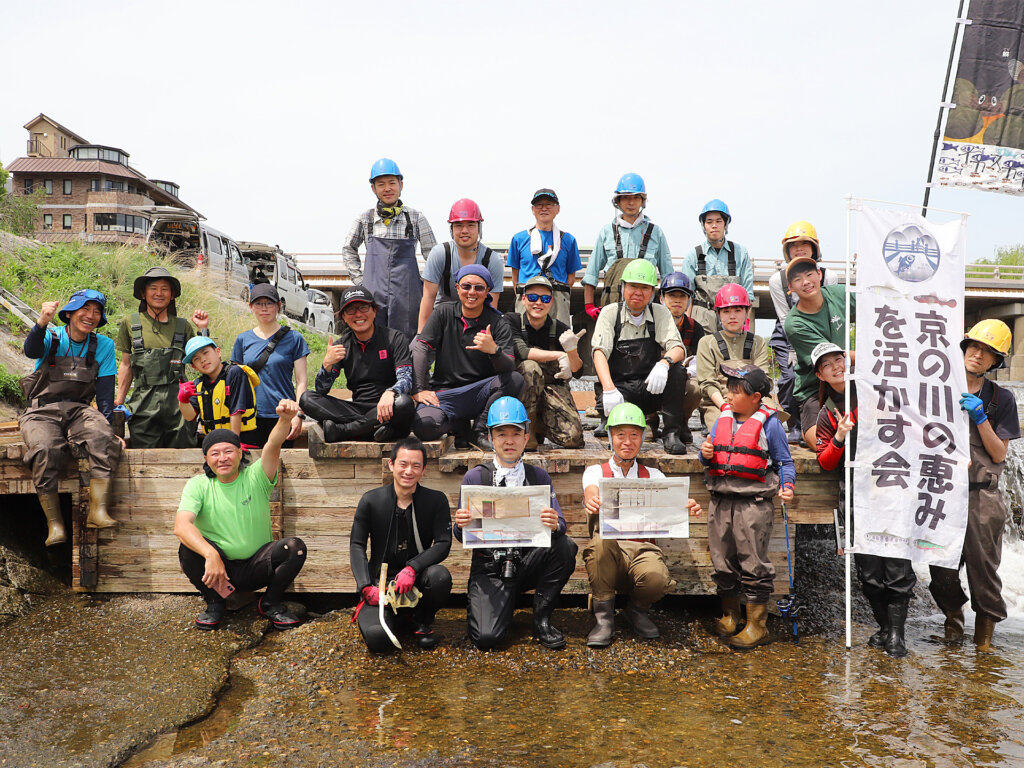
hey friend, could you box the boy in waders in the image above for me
[115,266,210,448]
[341,158,437,341]
[928,320,1020,652]
[177,336,259,446]
[19,290,123,545]
[701,364,795,650]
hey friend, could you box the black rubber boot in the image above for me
[660,413,688,455]
[195,601,226,630]
[884,601,909,658]
[866,594,890,649]
[593,420,608,439]
[373,424,398,443]
[532,593,566,649]
[324,419,370,442]
[470,425,493,452]
[414,623,439,650]
[452,419,473,449]
[258,597,302,630]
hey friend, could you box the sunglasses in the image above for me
[70,288,107,306]
[525,293,552,304]
[458,283,488,293]
[343,303,374,315]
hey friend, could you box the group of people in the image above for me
[15,155,1019,655]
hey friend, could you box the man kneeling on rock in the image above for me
[351,437,453,652]
[582,403,701,646]
[454,397,578,650]
[174,399,307,631]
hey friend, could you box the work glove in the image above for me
[559,328,586,353]
[177,380,198,404]
[602,388,624,415]
[395,566,417,594]
[112,404,132,422]
[554,353,573,380]
[585,303,601,321]
[645,360,670,395]
[360,585,380,606]
[960,393,987,424]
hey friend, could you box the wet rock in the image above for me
[0,585,28,617]
[4,554,63,595]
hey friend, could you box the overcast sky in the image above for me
[3,0,1019,267]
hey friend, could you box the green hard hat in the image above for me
[607,402,647,430]
[620,259,658,287]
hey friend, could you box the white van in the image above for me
[306,288,335,333]
[237,242,309,321]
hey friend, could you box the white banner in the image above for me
[853,207,970,568]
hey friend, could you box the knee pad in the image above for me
[272,537,307,565]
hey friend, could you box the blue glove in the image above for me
[959,393,987,425]
[113,404,132,422]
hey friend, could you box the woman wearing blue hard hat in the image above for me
[18,289,124,546]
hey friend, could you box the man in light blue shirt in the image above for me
[680,199,754,329]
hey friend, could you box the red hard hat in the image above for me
[714,283,751,310]
[448,198,484,223]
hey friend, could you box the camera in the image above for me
[489,548,523,582]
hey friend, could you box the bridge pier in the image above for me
[975,301,1024,381]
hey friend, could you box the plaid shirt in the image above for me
[341,206,436,282]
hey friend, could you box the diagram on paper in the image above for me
[599,477,690,539]
[460,484,552,549]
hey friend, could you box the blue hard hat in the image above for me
[183,336,218,365]
[58,289,108,327]
[486,396,530,429]
[699,199,731,225]
[614,173,646,196]
[369,158,403,182]
[660,271,694,296]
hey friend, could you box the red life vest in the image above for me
[709,404,773,482]
[601,461,650,478]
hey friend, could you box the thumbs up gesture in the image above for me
[323,334,346,370]
[467,324,498,355]
[559,327,586,353]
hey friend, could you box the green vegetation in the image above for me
[967,243,1024,280]
[0,185,46,238]
[0,363,24,405]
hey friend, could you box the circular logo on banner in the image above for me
[882,224,941,282]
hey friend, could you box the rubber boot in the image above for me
[594,420,608,439]
[727,603,769,650]
[414,623,440,650]
[38,492,66,547]
[87,477,117,529]
[470,424,493,452]
[586,598,616,647]
[713,595,742,637]
[866,594,890,649]
[974,615,996,652]
[944,607,965,645]
[884,601,909,658]
[532,593,566,649]
[624,600,660,639]
[659,412,688,455]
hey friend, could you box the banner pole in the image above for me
[844,195,854,651]
[922,0,968,217]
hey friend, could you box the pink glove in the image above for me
[361,585,379,606]
[395,566,417,594]
[585,303,601,321]
[177,380,197,404]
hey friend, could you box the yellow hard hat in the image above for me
[781,220,820,261]
[961,319,1011,368]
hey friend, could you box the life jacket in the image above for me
[195,362,260,436]
[708,404,774,484]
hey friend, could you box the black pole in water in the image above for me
[922,0,967,218]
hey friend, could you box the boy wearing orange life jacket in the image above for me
[700,363,795,650]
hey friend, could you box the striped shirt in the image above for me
[340,207,436,282]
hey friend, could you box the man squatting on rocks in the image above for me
[350,437,453,653]
[300,285,415,443]
[174,400,307,631]
[454,397,578,650]
[20,290,123,545]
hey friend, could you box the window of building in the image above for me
[63,179,72,195]
[24,179,34,194]
[90,179,124,192]
[44,179,53,195]
[43,214,53,230]
[94,213,149,234]
[63,214,72,230]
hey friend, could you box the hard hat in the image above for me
[369,158,403,182]
[781,220,820,260]
[699,199,732,226]
[614,173,647,197]
[621,259,659,287]
[607,402,647,430]
[184,336,218,365]
[659,271,693,296]
[811,342,846,370]
[961,319,1011,369]
[714,283,752,310]
[58,289,108,327]
[486,396,530,429]
[448,198,483,223]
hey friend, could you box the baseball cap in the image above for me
[249,283,281,303]
[811,342,846,370]
[531,188,559,204]
[340,284,376,311]
[786,255,820,280]
[720,363,772,397]
[522,275,554,291]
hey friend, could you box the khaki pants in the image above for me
[682,376,701,433]
[582,537,673,606]
[19,402,122,493]
[518,360,583,448]
[708,493,775,604]
[516,290,571,328]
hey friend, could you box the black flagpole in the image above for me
[923,0,968,217]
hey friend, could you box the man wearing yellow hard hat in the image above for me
[928,319,1019,652]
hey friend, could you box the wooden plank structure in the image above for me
[0,420,839,598]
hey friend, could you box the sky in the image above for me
[2,0,1021,268]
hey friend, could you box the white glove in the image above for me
[687,356,698,380]
[602,388,625,415]
[554,353,572,380]
[645,360,669,395]
[559,328,586,353]
[788,350,797,368]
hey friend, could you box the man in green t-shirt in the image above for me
[783,257,856,445]
[174,399,307,630]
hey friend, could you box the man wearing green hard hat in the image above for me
[591,259,689,454]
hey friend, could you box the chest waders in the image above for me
[20,331,99,406]
[609,303,662,385]
[690,243,737,329]
[363,211,422,341]
[600,222,655,306]
[127,314,194,448]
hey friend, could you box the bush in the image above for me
[0,188,46,237]
[0,363,24,405]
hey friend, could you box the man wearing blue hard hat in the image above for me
[681,199,755,330]
[341,158,437,341]
[453,397,578,650]
[19,290,123,546]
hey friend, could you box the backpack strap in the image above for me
[613,224,623,261]
[714,331,730,360]
[695,246,706,276]
[638,223,654,260]
[442,242,454,299]
[249,327,290,374]
[983,379,1001,419]
[727,241,736,275]
[404,210,414,239]
[130,313,145,353]
[481,246,493,269]
[613,302,624,342]
[86,333,97,367]
[743,332,754,360]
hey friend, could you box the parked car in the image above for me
[306,289,335,334]
[237,242,309,321]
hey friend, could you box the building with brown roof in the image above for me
[6,114,201,244]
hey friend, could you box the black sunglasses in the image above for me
[524,293,553,304]
[458,283,488,293]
